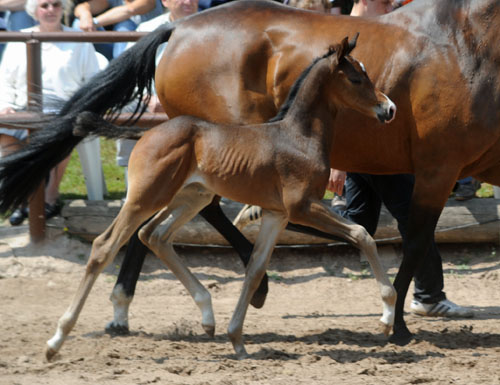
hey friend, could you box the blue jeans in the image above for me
[72,18,137,60]
[0,11,36,63]
[334,173,446,304]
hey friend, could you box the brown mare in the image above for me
[44,38,397,359]
[0,0,499,349]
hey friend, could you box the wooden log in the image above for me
[61,198,500,245]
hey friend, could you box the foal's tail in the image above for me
[73,111,147,140]
[0,25,175,213]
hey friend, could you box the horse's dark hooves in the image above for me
[105,322,130,336]
[250,273,269,309]
[389,325,413,346]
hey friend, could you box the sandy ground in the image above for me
[0,224,499,385]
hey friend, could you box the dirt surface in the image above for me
[0,225,499,385]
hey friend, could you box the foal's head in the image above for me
[324,34,396,123]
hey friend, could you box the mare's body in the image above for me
[45,40,397,359]
[0,0,499,344]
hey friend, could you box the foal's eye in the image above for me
[349,78,362,85]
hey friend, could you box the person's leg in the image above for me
[5,10,36,31]
[333,172,382,236]
[45,155,71,206]
[72,18,114,61]
[112,19,137,58]
[0,133,28,225]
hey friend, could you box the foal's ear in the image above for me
[347,32,359,54]
[337,36,350,62]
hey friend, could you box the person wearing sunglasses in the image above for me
[0,0,103,225]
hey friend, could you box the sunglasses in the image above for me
[39,1,62,9]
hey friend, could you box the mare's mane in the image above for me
[267,45,338,123]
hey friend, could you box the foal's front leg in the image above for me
[228,210,287,358]
[287,199,396,335]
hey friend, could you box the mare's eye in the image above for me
[349,78,362,85]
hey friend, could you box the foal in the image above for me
[46,36,397,359]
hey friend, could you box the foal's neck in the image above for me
[283,60,336,145]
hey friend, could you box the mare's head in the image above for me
[324,34,396,123]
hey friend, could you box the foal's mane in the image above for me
[267,45,338,123]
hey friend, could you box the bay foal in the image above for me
[46,36,396,359]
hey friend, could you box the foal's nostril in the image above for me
[388,106,395,121]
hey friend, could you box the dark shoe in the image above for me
[9,207,28,226]
[45,202,61,219]
[454,179,481,201]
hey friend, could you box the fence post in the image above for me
[26,39,45,242]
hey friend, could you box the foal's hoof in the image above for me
[379,321,392,337]
[202,324,215,338]
[105,321,130,336]
[389,324,413,346]
[45,346,57,362]
[250,273,269,309]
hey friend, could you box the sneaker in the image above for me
[232,204,262,230]
[45,202,61,219]
[331,195,346,210]
[454,179,481,201]
[9,207,28,226]
[410,299,474,318]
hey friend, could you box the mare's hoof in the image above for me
[389,325,413,346]
[202,324,215,338]
[45,346,57,362]
[250,273,269,309]
[105,322,130,336]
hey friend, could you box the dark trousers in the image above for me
[336,173,446,304]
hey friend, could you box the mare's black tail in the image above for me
[0,24,175,213]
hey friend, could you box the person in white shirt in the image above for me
[116,0,198,179]
[0,0,102,225]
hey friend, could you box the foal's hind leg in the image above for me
[139,184,217,336]
[46,203,156,360]
[287,198,396,335]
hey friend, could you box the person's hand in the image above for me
[327,168,346,195]
[79,13,97,31]
[147,96,165,113]
[0,107,16,115]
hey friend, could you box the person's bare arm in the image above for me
[0,0,25,12]
[327,168,346,195]
[74,0,109,31]
[92,0,155,28]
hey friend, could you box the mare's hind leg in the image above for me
[199,199,269,309]
[46,203,156,360]
[287,198,396,335]
[228,210,287,358]
[105,223,150,335]
[107,198,268,335]
[139,184,217,336]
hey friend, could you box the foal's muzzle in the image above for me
[376,96,397,123]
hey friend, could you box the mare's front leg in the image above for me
[139,184,218,336]
[287,198,397,335]
[199,198,269,309]
[228,210,287,358]
[106,224,150,335]
[46,203,156,360]
[389,173,455,345]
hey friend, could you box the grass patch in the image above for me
[59,138,126,200]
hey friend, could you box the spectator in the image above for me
[454,177,481,201]
[0,0,36,62]
[0,0,103,225]
[287,0,330,12]
[116,0,199,184]
[72,0,164,60]
[327,0,473,318]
